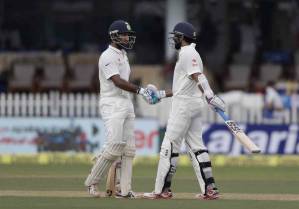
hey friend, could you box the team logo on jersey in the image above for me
[192,58,198,67]
[125,22,132,31]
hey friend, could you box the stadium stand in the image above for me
[224,64,251,90]
[68,64,97,92]
[260,63,283,84]
[9,63,36,92]
[39,64,66,92]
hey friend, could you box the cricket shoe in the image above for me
[196,186,219,200]
[115,191,137,199]
[143,189,173,199]
[87,184,101,197]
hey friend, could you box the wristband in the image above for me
[158,90,166,98]
[137,87,145,94]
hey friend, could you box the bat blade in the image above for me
[216,108,261,154]
[105,162,117,197]
[235,131,261,153]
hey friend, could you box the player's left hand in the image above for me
[137,87,159,104]
[206,95,225,112]
[146,84,166,102]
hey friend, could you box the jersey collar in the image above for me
[180,43,196,51]
[109,45,126,55]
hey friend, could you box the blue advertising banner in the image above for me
[202,124,299,155]
[0,117,298,155]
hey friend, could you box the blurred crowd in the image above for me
[0,51,99,93]
[0,1,298,111]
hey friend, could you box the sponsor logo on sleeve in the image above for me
[192,58,198,67]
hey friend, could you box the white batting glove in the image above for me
[206,95,226,112]
[137,87,158,104]
[147,84,166,100]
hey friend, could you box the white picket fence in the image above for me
[137,93,299,125]
[0,91,298,125]
[0,92,100,117]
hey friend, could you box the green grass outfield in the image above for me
[0,156,299,209]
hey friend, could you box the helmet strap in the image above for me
[110,33,136,50]
[174,34,183,50]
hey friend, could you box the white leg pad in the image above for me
[85,155,113,186]
[84,142,125,186]
[186,145,206,193]
[154,137,178,194]
[123,145,136,158]
[120,155,133,195]
[115,159,121,192]
[120,145,135,195]
[187,144,216,194]
[102,142,126,160]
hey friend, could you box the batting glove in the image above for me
[147,84,166,100]
[137,87,159,104]
[206,95,226,112]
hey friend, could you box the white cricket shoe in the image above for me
[87,184,101,197]
[143,189,173,199]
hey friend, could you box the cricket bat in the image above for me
[105,160,121,197]
[215,108,261,154]
[105,162,117,197]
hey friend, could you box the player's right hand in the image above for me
[137,87,159,104]
[147,84,166,100]
[206,95,225,112]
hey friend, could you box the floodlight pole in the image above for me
[165,0,186,62]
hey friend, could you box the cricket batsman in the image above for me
[84,20,158,198]
[143,22,225,200]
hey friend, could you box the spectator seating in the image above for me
[3,51,292,94]
[68,52,99,67]
[68,64,96,92]
[295,51,299,65]
[67,52,99,92]
[130,65,164,89]
[233,52,254,65]
[260,63,282,83]
[296,65,299,80]
[9,63,36,92]
[224,64,251,90]
[39,64,66,91]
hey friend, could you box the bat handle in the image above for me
[215,108,230,121]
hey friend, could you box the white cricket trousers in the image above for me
[84,97,135,187]
[100,97,135,148]
[165,96,206,153]
[154,96,215,194]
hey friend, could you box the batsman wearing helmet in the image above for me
[84,20,159,198]
[143,22,225,200]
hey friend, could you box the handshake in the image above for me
[137,84,226,112]
[137,84,166,105]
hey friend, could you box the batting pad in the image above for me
[84,142,126,186]
[123,145,135,157]
[154,137,178,194]
[84,155,113,186]
[102,142,126,160]
[187,145,216,194]
[120,156,133,195]
[186,145,206,193]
